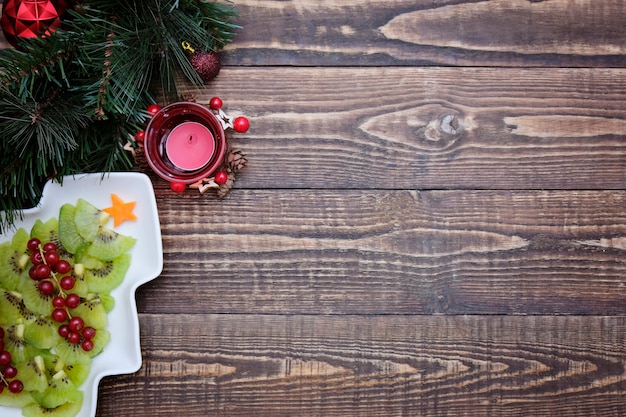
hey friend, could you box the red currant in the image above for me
[0,350,12,365]
[233,116,250,133]
[58,324,70,338]
[67,332,81,345]
[60,276,76,291]
[209,96,223,110]
[3,365,17,379]
[52,296,66,308]
[170,182,186,193]
[27,238,40,252]
[28,266,38,280]
[51,308,69,323]
[38,280,55,296]
[82,326,96,340]
[214,171,228,185]
[8,380,24,394]
[81,339,95,352]
[54,260,71,274]
[31,251,44,265]
[69,317,85,332]
[44,251,60,266]
[35,264,51,280]
[147,104,161,116]
[42,242,57,252]
[65,294,81,309]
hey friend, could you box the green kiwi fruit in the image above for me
[42,353,91,387]
[73,199,109,242]
[22,393,83,417]
[24,316,61,350]
[0,289,36,326]
[86,227,136,261]
[30,218,59,245]
[19,278,55,317]
[4,322,42,363]
[71,294,108,329]
[58,203,88,256]
[15,355,48,393]
[82,253,131,293]
[0,389,35,407]
[31,370,83,409]
[0,229,30,291]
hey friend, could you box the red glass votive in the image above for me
[143,102,227,184]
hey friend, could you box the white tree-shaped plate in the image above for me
[0,172,163,417]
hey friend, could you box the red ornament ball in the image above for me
[190,50,221,82]
[209,97,223,110]
[134,130,145,143]
[1,0,68,48]
[233,116,250,133]
[214,171,228,185]
[170,182,186,193]
[147,104,161,116]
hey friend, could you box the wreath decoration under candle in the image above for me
[0,0,245,234]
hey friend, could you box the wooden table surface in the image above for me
[48,1,626,416]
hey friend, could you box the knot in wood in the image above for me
[439,114,461,135]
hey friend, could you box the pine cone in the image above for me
[228,149,248,172]
[216,169,235,198]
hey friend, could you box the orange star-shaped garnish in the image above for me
[103,193,137,227]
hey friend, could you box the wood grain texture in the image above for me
[135,188,626,315]
[95,314,626,417]
[224,0,626,67]
[186,66,626,190]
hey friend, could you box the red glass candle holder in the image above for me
[143,102,227,184]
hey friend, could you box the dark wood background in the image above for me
[7,0,626,416]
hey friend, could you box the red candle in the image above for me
[165,122,215,171]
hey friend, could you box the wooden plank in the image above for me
[95,314,626,417]
[136,188,626,315]
[187,66,626,190]
[225,0,626,67]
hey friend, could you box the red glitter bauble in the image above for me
[190,50,221,82]
[1,0,68,48]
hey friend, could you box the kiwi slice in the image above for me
[58,203,88,256]
[19,278,55,317]
[0,290,36,326]
[22,393,83,417]
[30,218,59,245]
[4,322,42,364]
[71,294,108,329]
[24,316,61,350]
[0,389,35,407]
[73,199,109,242]
[0,230,30,291]
[31,370,83,409]
[86,227,136,261]
[82,253,131,293]
[16,355,48,393]
[42,353,92,387]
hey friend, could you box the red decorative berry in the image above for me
[35,264,51,280]
[51,308,68,323]
[28,266,38,280]
[134,130,145,143]
[209,97,223,110]
[232,116,250,133]
[67,332,81,345]
[27,238,40,252]
[44,250,59,266]
[52,296,66,308]
[54,259,71,274]
[147,104,161,116]
[214,171,228,185]
[170,182,186,193]
[31,251,43,265]
[65,294,81,309]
